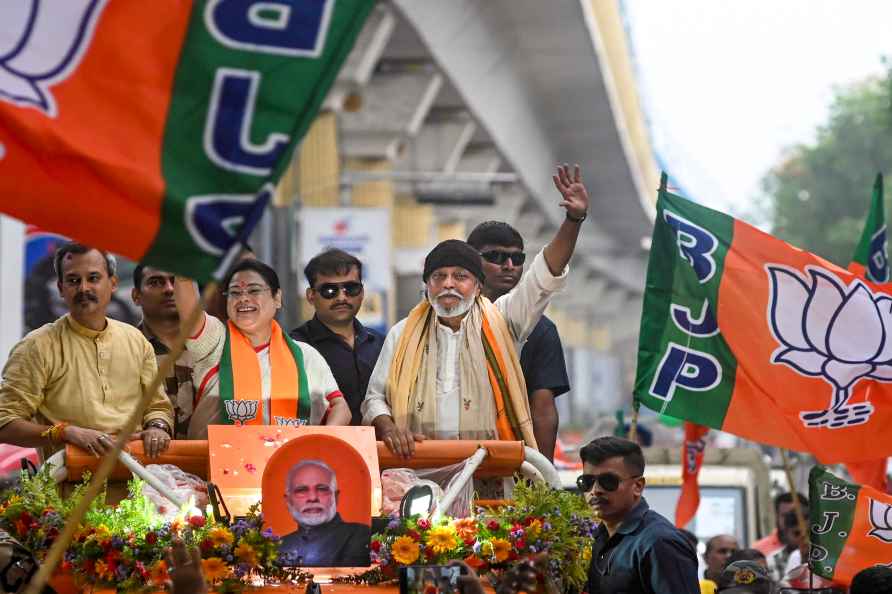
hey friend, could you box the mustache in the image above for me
[434,289,464,299]
[74,292,98,304]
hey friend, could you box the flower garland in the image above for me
[0,468,598,592]
[0,468,309,592]
[370,479,597,591]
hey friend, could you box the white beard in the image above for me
[428,289,475,318]
[288,500,337,527]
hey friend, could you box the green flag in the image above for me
[808,465,892,588]
[849,174,888,282]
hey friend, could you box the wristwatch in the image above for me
[566,211,587,223]
[144,419,172,437]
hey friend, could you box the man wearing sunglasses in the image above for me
[291,249,383,426]
[362,164,588,459]
[580,436,699,594]
[466,221,569,463]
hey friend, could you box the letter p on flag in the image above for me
[650,343,722,404]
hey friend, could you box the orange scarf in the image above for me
[218,320,310,425]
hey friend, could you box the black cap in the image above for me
[422,240,484,283]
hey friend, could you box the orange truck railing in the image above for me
[63,439,528,482]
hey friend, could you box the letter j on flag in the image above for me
[0,0,373,282]
[634,175,892,463]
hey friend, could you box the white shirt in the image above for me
[360,249,567,434]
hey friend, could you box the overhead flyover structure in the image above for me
[272,0,660,420]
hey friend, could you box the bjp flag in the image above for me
[675,422,708,529]
[808,466,892,587]
[634,174,892,463]
[848,173,888,283]
[845,173,891,491]
[0,1,372,282]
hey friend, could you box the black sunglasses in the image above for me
[576,472,642,493]
[480,250,526,267]
[315,281,363,299]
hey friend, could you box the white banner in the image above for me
[298,208,392,333]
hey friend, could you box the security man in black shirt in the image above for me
[580,436,699,594]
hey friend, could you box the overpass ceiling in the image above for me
[328,0,654,298]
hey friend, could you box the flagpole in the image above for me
[627,404,640,443]
[779,449,810,555]
[24,243,242,594]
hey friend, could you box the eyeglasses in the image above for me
[223,286,270,299]
[480,250,526,267]
[576,472,642,492]
[315,281,363,299]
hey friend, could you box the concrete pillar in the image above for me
[0,216,24,368]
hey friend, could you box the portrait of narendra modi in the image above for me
[279,459,370,566]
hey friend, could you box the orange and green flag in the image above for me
[0,0,373,282]
[675,421,708,529]
[808,465,892,587]
[634,174,892,463]
[845,173,890,492]
[849,174,888,282]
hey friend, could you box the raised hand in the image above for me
[551,163,589,221]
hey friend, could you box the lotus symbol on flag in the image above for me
[868,498,892,543]
[0,0,108,117]
[766,265,892,428]
[224,399,258,424]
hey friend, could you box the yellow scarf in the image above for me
[386,296,537,448]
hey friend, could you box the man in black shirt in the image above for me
[580,436,699,594]
[291,249,383,425]
[467,221,570,461]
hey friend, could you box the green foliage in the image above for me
[760,64,892,265]
[371,480,596,592]
[0,467,297,593]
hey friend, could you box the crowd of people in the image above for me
[0,164,587,465]
[0,164,886,593]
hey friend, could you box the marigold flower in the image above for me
[208,527,234,547]
[426,526,458,554]
[489,538,512,563]
[94,560,111,580]
[454,518,478,540]
[391,536,420,565]
[149,560,169,585]
[201,557,230,582]
[464,555,487,570]
[525,519,542,538]
[234,543,258,565]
